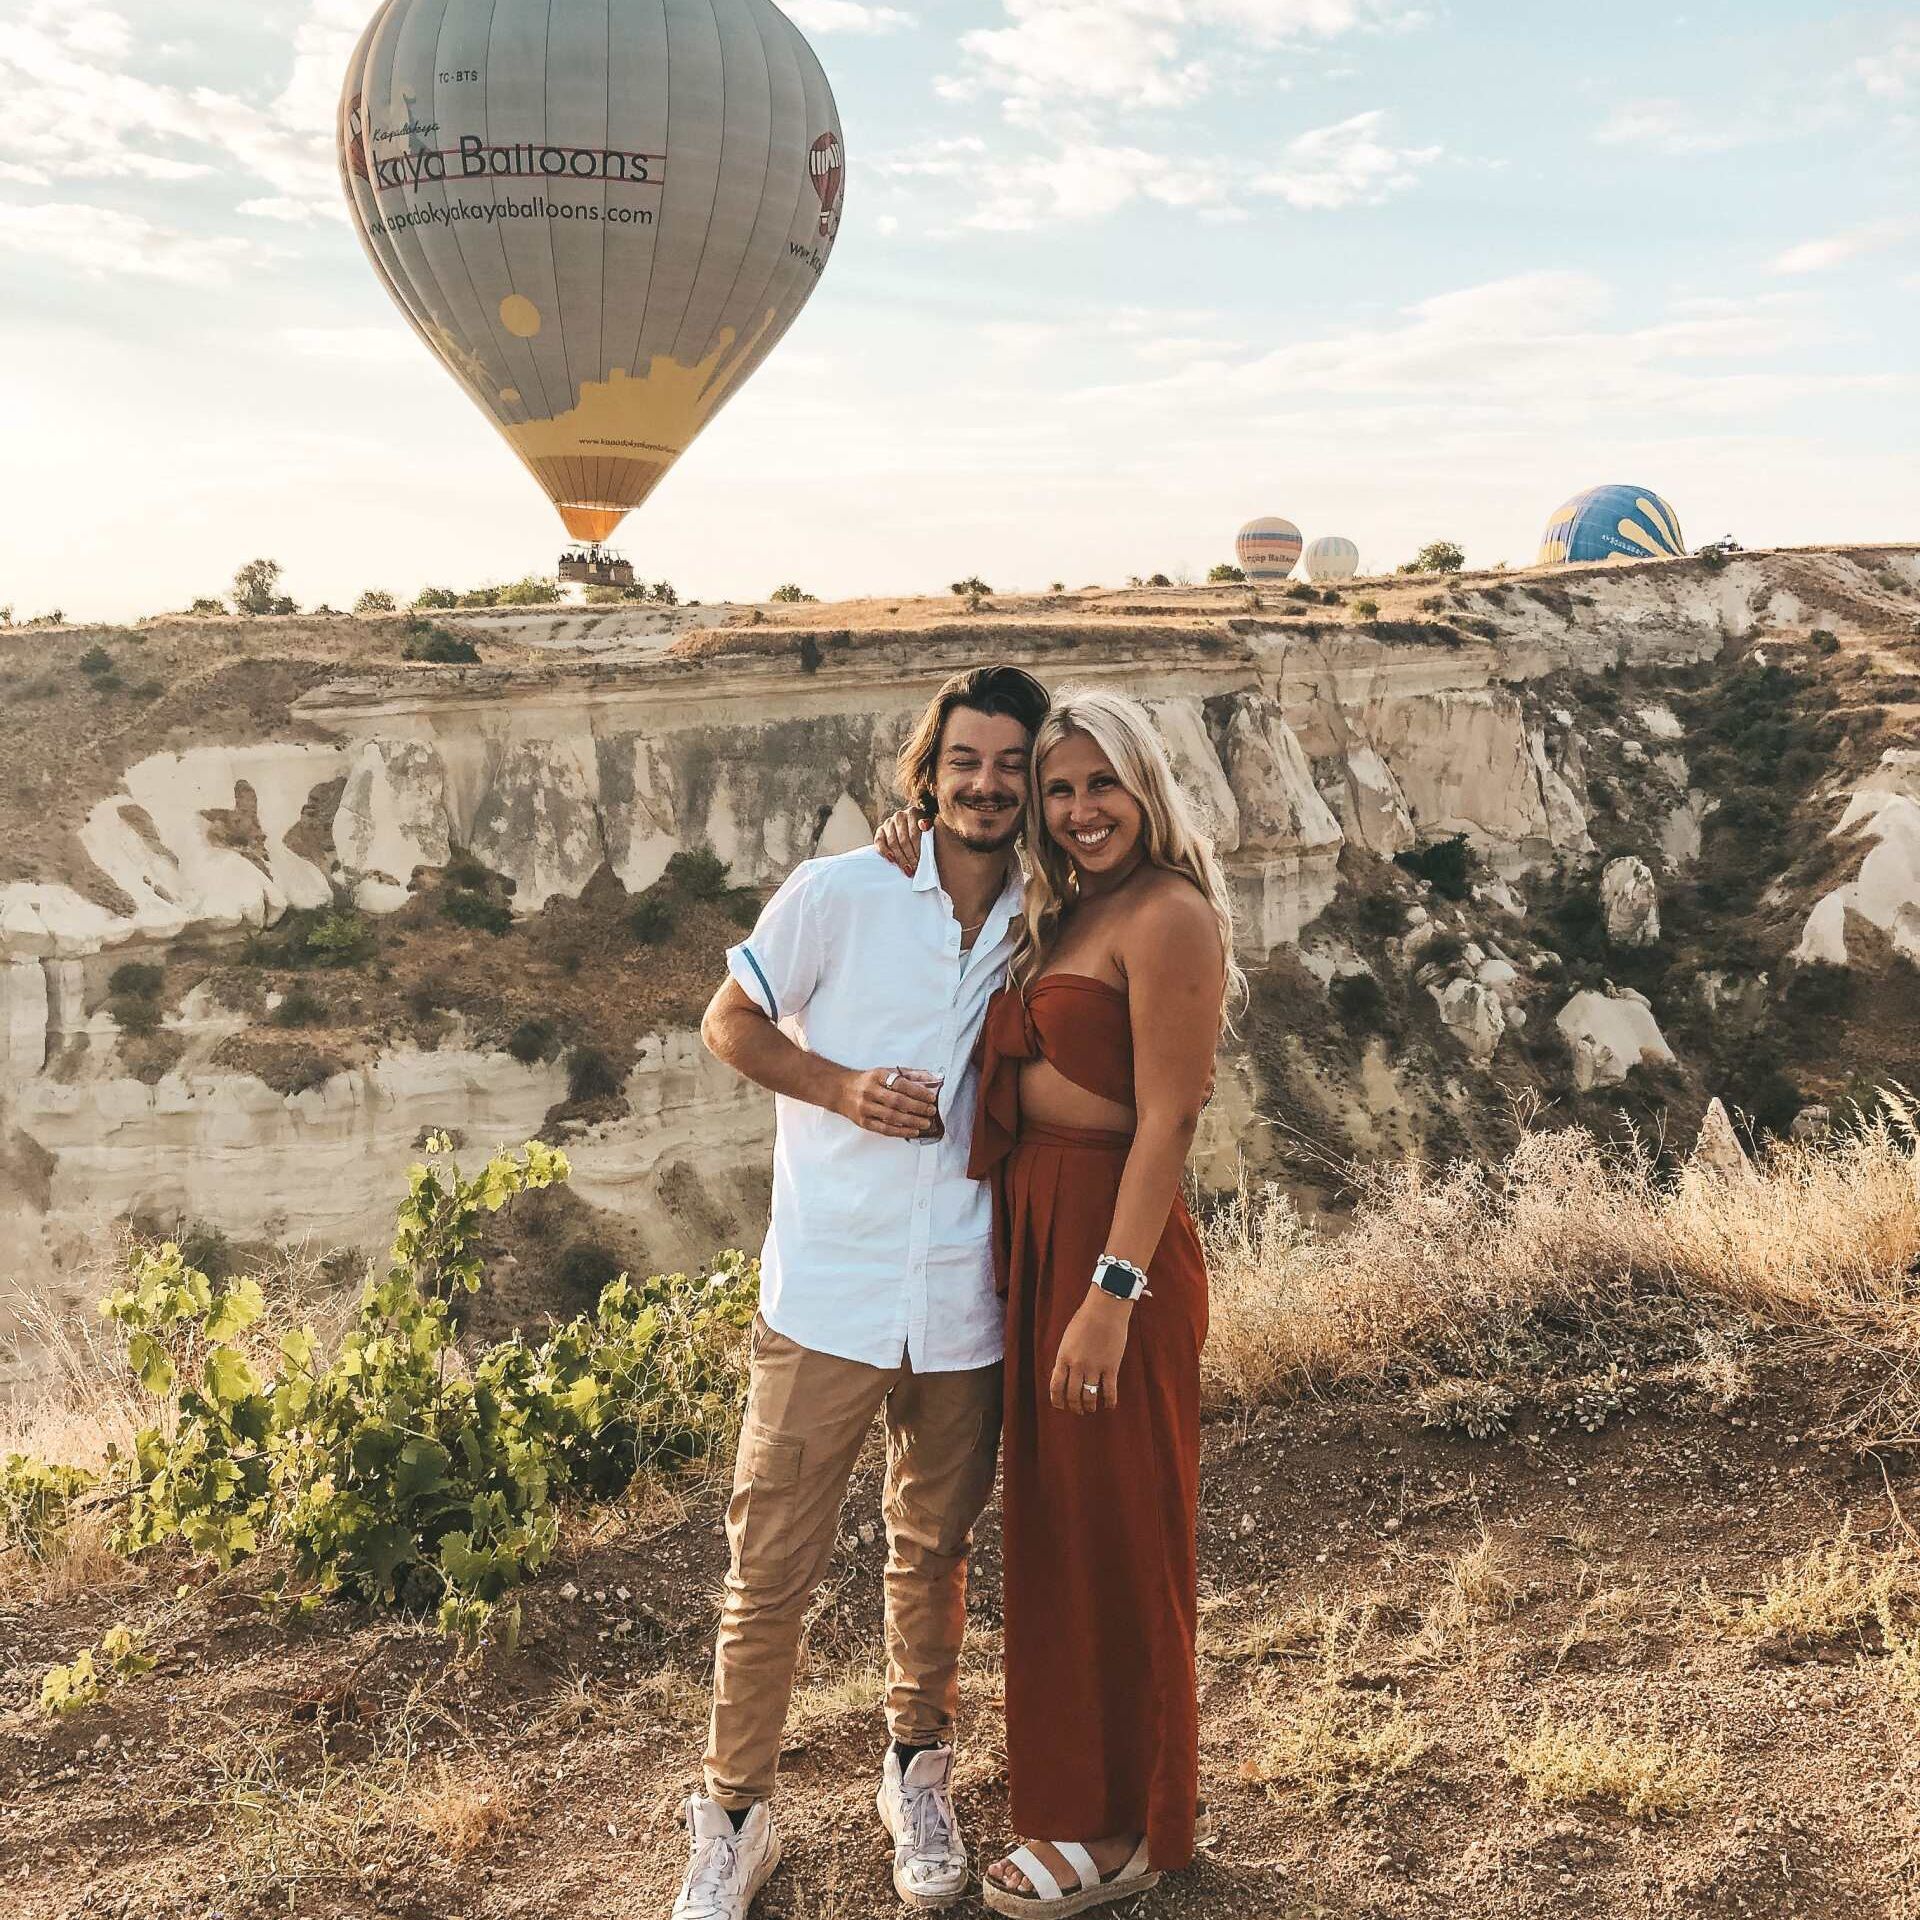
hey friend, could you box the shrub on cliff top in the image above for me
[1402,541,1466,575]
[663,846,731,900]
[1395,835,1474,902]
[109,962,164,1000]
[567,1045,623,1103]
[506,1016,559,1064]
[442,889,513,935]
[402,619,480,665]
[628,893,677,945]
[270,986,325,1028]
[108,995,160,1037]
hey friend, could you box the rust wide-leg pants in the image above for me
[998,1123,1207,1870]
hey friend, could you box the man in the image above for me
[671,664,1052,1920]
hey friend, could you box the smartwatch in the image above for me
[1092,1254,1150,1304]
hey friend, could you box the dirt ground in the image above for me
[8,1347,1920,1920]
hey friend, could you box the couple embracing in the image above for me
[673,665,1240,1918]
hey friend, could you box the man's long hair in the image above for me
[894,664,1053,820]
[1012,686,1246,1022]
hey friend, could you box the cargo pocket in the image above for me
[731,1419,806,1591]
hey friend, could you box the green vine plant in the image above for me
[10,1135,758,1667]
[40,1625,154,1719]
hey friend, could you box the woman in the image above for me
[879,688,1237,1913]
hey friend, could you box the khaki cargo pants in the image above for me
[703,1315,1003,1809]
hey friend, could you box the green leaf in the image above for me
[205,1278,265,1343]
[126,1332,174,1398]
[100,1624,155,1677]
[353,1522,415,1597]
[394,1437,452,1503]
[202,1345,260,1407]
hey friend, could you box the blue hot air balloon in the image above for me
[1537,486,1686,567]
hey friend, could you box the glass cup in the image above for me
[896,1068,945,1142]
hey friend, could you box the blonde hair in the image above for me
[1012,687,1247,1020]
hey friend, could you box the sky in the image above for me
[0,0,1915,620]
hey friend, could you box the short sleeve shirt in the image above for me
[726,833,1023,1372]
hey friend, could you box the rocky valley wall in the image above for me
[3,547,1916,1375]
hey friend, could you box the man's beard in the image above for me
[943,802,1022,852]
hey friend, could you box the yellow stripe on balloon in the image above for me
[1615,519,1667,557]
[1636,496,1681,551]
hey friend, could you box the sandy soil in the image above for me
[6,1348,1920,1920]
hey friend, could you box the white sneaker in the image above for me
[877,1744,970,1910]
[671,1795,781,1920]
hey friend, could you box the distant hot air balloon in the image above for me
[1236,517,1303,583]
[338,0,846,548]
[1537,486,1685,567]
[1303,535,1360,583]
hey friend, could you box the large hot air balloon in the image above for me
[338,0,845,548]
[1236,517,1303,583]
[1537,486,1685,567]
[1303,535,1360,583]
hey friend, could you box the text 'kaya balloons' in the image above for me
[1303,535,1360,583]
[1537,486,1685,567]
[339,0,846,545]
[1236,517,1303,583]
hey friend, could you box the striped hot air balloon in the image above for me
[1236,517,1303,583]
[1537,486,1686,567]
[1303,535,1360,583]
[339,0,846,547]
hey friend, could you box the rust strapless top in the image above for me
[969,974,1135,1180]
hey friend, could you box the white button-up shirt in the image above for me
[726,831,1024,1372]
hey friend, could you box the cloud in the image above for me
[940,0,1419,117]
[1252,110,1440,209]
[281,326,419,364]
[945,5,1206,115]
[1062,271,1883,429]
[960,142,1235,229]
[1593,97,1752,156]
[783,1,914,30]
[880,110,1434,230]
[1856,24,1920,98]
[0,2,345,219]
[30,2,132,62]
[0,202,268,283]
[1772,220,1914,274]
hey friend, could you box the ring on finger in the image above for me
[883,1069,900,1090]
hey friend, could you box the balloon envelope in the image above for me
[1303,535,1359,583]
[339,0,845,545]
[1537,486,1685,567]
[1236,517,1303,582]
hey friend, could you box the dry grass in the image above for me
[1240,1674,1430,1808]
[1444,1528,1521,1618]
[1503,1709,1720,1819]
[788,1655,888,1734]
[411,1755,518,1858]
[1703,1517,1920,1649]
[1202,1114,1920,1412]
[1200,1593,1377,1669]
[1555,1584,1661,1667]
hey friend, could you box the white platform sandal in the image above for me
[982,1837,1158,1915]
